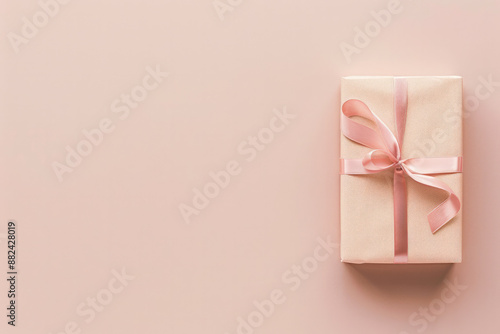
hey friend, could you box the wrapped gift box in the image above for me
[340,76,463,264]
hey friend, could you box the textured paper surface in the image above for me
[340,76,463,263]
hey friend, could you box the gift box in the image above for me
[340,76,463,264]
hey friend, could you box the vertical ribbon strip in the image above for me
[393,77,408,263]
[340,77,462,263]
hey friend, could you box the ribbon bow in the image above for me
[340,78,462,263]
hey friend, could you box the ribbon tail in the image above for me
[393,167,408,263]
[403,166,461,233]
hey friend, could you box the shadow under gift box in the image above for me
[340,76,463,264]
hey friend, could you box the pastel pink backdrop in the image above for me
[0,1,499,334]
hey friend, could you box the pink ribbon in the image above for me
[340,77,462,263]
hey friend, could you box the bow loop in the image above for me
[341,99,400,161]
[362,149,397,172]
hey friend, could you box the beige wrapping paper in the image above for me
[340,76,463,264]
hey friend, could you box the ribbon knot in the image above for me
[340,77,462,263]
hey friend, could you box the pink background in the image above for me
[1,1,499,333]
